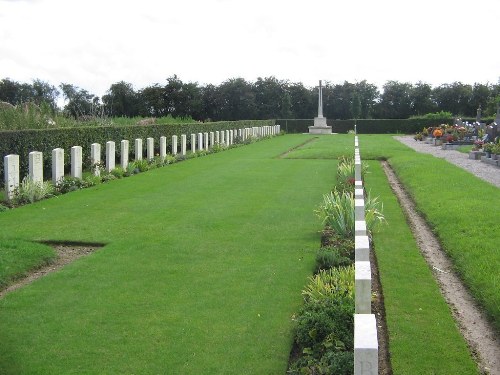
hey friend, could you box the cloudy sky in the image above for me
[1,0,499,99]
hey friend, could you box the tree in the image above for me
[409,81,436,116]
[375,81,413,118]
[59,83,97,118]
[102,81,138,117]
[287,82,314,118]
[216,78,256,120]
[432,82,472,116]
[253,76,286,119]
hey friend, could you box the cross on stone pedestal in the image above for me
[317,80,324,118]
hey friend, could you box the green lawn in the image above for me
[1,133,496,374]
[0,135,333,374]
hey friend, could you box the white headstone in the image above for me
[204,133,209,150]
[135,138,143,161]
[172,135,178,155]
[181,134,187,156]
[121,140,129,169]
[106,141,115,172]
[160,136,167,160]
[70,146,82,179]
[355,261,372,314]
[147,137,154,160]
[91,143,101,176]
[198,133,203,151]
[354,314,378,375]
[4,154,19,201]
[29,151,43,183]
[52,148,64,185]
[226,130,230,146]
[220,130,224,145]
[191,134,196,153]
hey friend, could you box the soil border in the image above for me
[0,242,103,299]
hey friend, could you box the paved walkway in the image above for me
[394,136,500,188]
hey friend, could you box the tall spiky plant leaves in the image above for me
[315,189,355,237]
[364,191,386,233]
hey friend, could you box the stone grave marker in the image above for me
[29,151,43,183]
[71,146,82,179]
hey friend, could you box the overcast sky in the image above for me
[1,0,499,99]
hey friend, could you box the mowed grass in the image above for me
[285,134,485,374]
[0,135,334,374]
[365,161,478,374]
[360,134,500,332]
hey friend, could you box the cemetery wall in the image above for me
[0,120,274,183]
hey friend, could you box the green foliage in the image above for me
[110,167,125,179]
[302,266,355,303]
[315,189,354,237]
[0,120,274,181]
[12,177,54,205]
[315,247,352,273]
[0,204,8,212]
[287,351,354,375]
[411,110,453,119]
[293,297,354,365]
[364,191,387,233]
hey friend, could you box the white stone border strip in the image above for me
[354,135,379,375]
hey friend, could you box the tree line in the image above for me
[1,76,499,121]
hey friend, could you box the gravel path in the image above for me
[394,136,500,188]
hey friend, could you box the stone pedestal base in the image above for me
[309,126,333,134]
[309,117,332,134]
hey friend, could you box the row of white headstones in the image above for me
[3,125,280,201]
[354,135,379,375]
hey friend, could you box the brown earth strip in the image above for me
[382,160,500,375]
[0,244,102,299]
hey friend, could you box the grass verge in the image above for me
[0,135,332,374]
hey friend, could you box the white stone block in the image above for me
[146,137,154,160]
[355,234,370,261]
[191,134,196,153]
[172,135,178,155]
[355,188,364,199]
[71,146,82,179]
[209,132,214,149]
[181,134,187,156]
[204,133,209,150]
[225,130,230,146]
[355,221,367,236]
[215,131,220,145]
[4,154,19,201]
[106,141,115,172]
[160,136,167,160]
[355,198,365,221]
[355,164,362,181]
[121,140,129,169]
[135,138,142,161]
[220,130,225,145]
[29,151,43,183]
[354,314,378,375]
[355,261,372,314]
[355,180,363,187]
[52,148,64,185]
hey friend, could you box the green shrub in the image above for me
[133,159,149,172]
[365,191,386,233]
[110,167,125,179]
[293,296,354,360]
[56,176,88,194]
[302,266,354,304]
[13,177,54,205]
[315,247,352,272]
[288,351,354,375]
[0,203,9,212]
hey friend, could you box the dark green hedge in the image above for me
[1,120,274,185]
[276,118,496,135]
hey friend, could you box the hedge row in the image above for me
[0,120,275,185]
[276,118,496,135]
